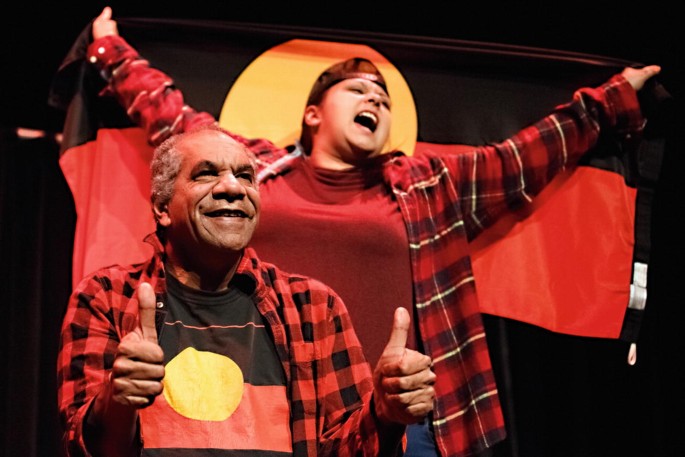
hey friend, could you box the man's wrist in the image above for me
[83,375,140,456]
[370,392,406,452]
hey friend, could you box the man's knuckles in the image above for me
[117,338,164,362]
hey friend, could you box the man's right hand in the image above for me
[84,282,164,455]
[110,281,165,407]
[93,6,118,40]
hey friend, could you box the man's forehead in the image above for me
[180,129,237,147]
[179,131,252,164]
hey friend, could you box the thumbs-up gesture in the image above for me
[373,307,436,425]
[92,6,119,40]
[110,282,165,407]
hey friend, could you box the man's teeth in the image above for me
[209,209,245,217]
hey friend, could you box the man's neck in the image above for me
[164,249,242,291]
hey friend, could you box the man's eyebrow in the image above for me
[234,163,256,175]
[189,159,255,175]
[191,160,217,171]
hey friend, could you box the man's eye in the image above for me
[194,169,216,179]
[237,173,254,183]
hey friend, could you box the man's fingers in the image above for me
[113,350,165,376]
[384,307,410,351]
[381,361,436,393]
[113,382,164,408]
[137,282,158,343]
[111,376,164,395]
[378,385,436,424]
[110,354,165,409]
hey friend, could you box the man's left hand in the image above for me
[372,307,436,425]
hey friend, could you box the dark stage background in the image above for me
[1,2,682,456]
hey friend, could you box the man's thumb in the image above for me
[137,282,158,343]
[384,307,410,351]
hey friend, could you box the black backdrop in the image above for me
[1,2,683,456]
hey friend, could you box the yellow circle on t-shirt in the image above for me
[163,347,244,421]
[218,39,417,155]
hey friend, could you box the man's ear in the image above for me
[303,105,321,128]
[153,202,171,227]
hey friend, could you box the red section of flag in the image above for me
[415,142,636,338]
[59,128,156,286]
[139,384,292,452]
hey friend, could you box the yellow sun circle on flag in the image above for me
[163,347,244,421]
[219,39,417,155]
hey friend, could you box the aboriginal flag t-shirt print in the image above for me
[138,272,292,456]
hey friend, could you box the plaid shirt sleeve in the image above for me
[314,292,405,457]
[57,268,142,456]
[87,35,216,146]
[438,73,643,240]
[382,72,644,457]
[87,35,284,162]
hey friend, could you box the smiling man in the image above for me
[153,128,261,290]
[57,124,436,457]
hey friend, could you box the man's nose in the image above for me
[213,173,245,199]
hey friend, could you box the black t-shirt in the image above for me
[139,272,293,456]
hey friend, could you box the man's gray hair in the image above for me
[150,134,183,209]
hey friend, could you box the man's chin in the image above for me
[199,234,252,254]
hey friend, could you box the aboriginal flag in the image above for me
[49,18,667,345]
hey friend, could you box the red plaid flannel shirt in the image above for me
[58,234,395,456]
[85,35,645,456]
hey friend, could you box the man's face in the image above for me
[155,130,260,258]
[306,78,392,164]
